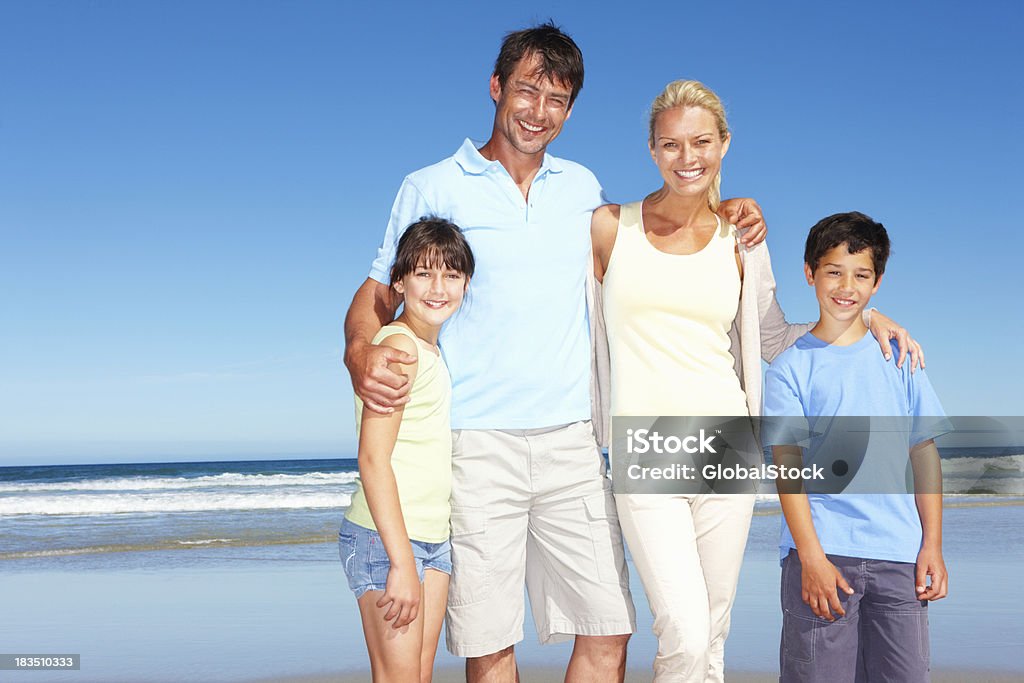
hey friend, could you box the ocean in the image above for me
[2,455,1023,681]
[0,459,359,561]
[2,450,1020,562]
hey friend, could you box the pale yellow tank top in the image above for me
[602,201,748,417]
[345,324,452,542]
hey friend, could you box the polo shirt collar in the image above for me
[454,138,564,176]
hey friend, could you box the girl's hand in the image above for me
[377,562,421,629]
[800,554,854,621]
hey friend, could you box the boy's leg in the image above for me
[780,551,864,683]
[859,559,930,683]
[419,568,451,683]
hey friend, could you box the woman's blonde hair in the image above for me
[648,79,729,210]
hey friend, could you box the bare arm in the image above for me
[911,439,948,600]
[358,332,420,628]
[775,445,854,621]
[343,278,414,413]
[590,204,620,283]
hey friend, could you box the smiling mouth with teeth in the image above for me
[518,120,545,133]
[423,301,448,309]
[832,298,856,306]
[674,168,704,179]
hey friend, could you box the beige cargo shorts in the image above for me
[444,420,636,658]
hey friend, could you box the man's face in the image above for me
[490,53,574,156]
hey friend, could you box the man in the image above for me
[344,23,768,683]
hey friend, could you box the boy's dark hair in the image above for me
[493,22,584,107]
[389,217,475,287]
[804,211,891,278]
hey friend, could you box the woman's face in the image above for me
[650,106,730,201]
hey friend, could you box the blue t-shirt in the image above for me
[763,331,947,563]
[369,139,606,430]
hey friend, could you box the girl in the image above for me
[339,217,474,683]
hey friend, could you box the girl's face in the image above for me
[649,106,729,201]
[393,262,468,329]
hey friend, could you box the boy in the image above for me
[763,212,949,683]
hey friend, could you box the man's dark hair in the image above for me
[390,216,476,287]
[493,21,584,107]
[804,211,891,278]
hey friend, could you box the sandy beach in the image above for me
[262,667,1024,683]
[5,504,1023,683]
[263,668,1024,682]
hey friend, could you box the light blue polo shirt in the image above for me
[369,139,606,430]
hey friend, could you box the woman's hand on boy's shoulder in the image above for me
[866,309,925,372]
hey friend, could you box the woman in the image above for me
[591,80,914,682]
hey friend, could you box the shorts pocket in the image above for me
[338,531,358,580]
[447,507,491,606]
[583,492,626,585]
[782,609,819,663]
[366,533,391,586]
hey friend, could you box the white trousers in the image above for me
[615,493,755,683]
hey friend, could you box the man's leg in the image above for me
[859,559,930,683]
[524,421,635,681]
[446,429,532,677]
[466,645,518,683]
[566,634,629,683]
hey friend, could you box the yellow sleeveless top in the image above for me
[602,201,748,417]
[345,324,452,542]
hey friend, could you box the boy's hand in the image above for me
[915,545,948,601]
[378,562,421,629]
[717,197,766,246]
[801,554,854,621]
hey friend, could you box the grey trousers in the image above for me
[780,550,930,683]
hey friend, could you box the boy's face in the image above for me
[804,244,882,326]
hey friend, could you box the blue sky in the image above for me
[2,1,1021,465]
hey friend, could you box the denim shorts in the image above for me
[338,517,452,599]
